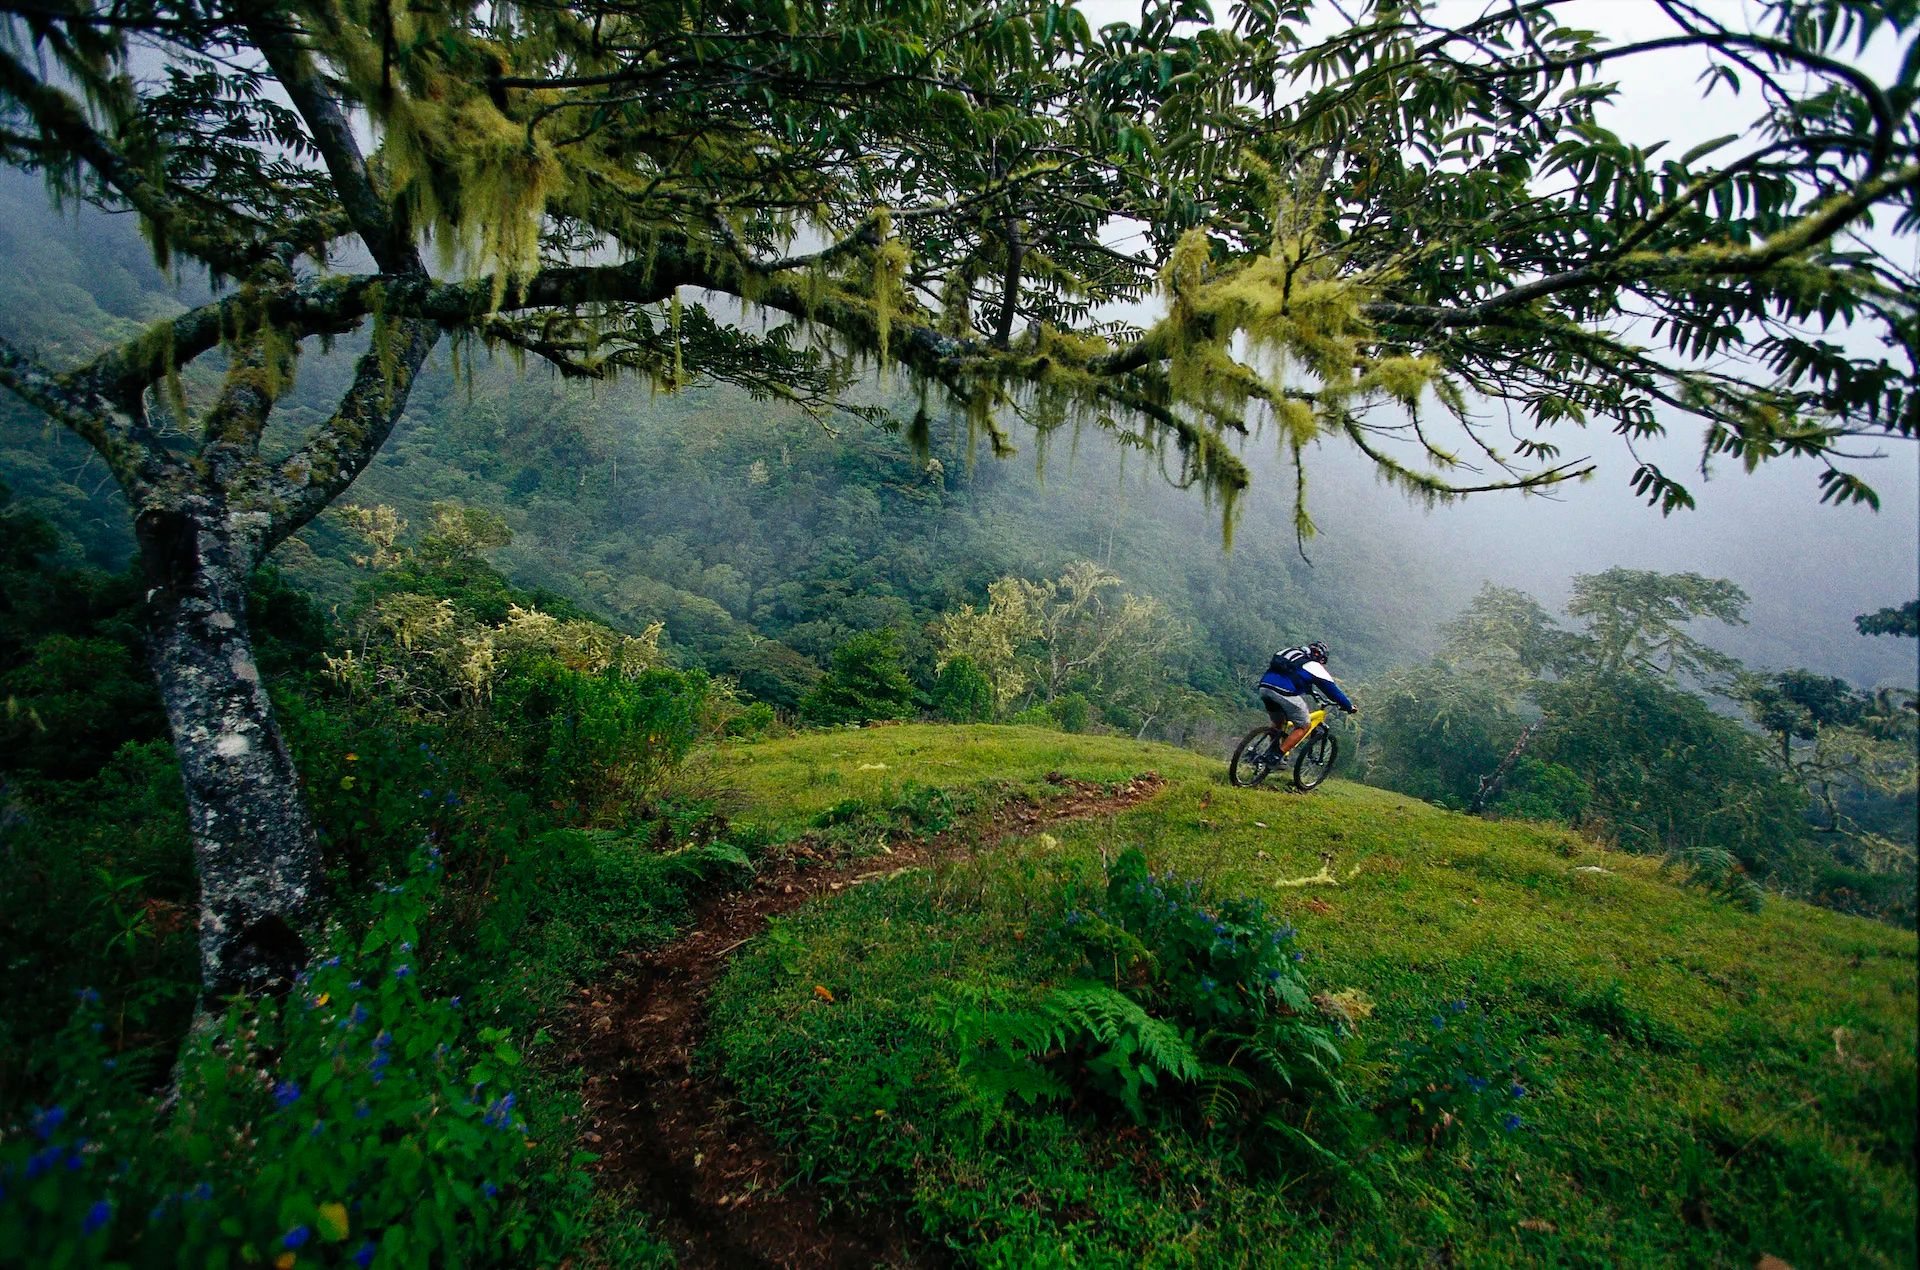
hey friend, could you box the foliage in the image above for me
[1488,758,1592,826]
[798,629,919,726]
[935,561,1186,728]
[1565,568,1750,688]
[1855,601,1919,640]
[861,847,1353,1164]
[0,740,195,1107]
[1537,671,1796,906]
[1354,661,1520,809]
[1379,1001,1534,1144]
[929,656,995,724]
[1364,568,1914,918]
[1,853,545,1269]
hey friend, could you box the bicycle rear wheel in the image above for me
[1229,727,1281,787]
[1292,729,1338,791]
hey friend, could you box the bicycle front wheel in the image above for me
[1230,727,1280,787]
[1292,729,1338,791]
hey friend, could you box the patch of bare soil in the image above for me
[570,771,1164,1269]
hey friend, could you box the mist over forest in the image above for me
[4,168,1911,698]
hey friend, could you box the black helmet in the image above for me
[1307,641,1330,664]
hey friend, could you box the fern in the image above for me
[1668,843,1764,910]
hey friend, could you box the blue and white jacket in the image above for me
[1258,647,1355,711]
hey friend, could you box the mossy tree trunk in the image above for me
[137,498,318,997]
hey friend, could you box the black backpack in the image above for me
[1266,646,1313,679]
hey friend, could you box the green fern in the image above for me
[1668,843,1764,910]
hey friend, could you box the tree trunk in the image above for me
[1470,719,1543,816]
[137,502,318,1000]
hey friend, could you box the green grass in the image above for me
[705,724,1918,1268]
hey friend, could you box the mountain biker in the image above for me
[1258,641,1356,760]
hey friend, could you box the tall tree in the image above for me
[0,0,1914,993]
[1566,568,1751,686]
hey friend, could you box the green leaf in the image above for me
[1680,134,1741,166]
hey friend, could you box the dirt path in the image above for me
[570,771,1165,1269]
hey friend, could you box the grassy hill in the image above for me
[700,725,1916,1267]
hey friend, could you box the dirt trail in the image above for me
[570,771,1165,1269]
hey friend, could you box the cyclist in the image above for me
[1258,640,1356,761]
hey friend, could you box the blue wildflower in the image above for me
[83,1199,112,1236]
[482,1182,499,1199]
[1503,1113,1524,1132]
[273,1081,301,1109]
[1213,923,1226,935]
[324,956,342,968]
[349,980,363,991]
[353,1101,371,1120]
[1431,1016,1445,1031]
[354,1243,376,1268]
[102,1058,117,1071]
[1511,1083,1527,1098]
[30,1105,66,1140]
[1199,976,1217,993]
[309,1120,327,1139]
[1291,950,1305,962]
[150,1200,171,1222]
[450,996,461,1008]
[394,965,412,980]
[26,1147,60,1179]
[350,1003,370,1025]
[188,1183,213,1202]
[1466,1076,1489,1093]
[283,1225,311,1250]
[372,1030,392,1050]
[74,988,101,1005]
[1451,999,1469,1012]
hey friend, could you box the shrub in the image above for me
[798,630,918,725]
[493,660,710,820]
[929,656,994,723]
[1491,758,1591,824]
[1379,1000,1535,1144]
[0,849,546,1269]
[1049,692,1092,734]
[931,850,1350,1155]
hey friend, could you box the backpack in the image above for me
[1260,646,1315,692]
[1266,646,1313,678]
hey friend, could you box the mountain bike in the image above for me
[1229,700,1340,791]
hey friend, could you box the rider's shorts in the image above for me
[1258,684,1311,730]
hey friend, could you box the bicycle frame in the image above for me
[1272,706,1328,741]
